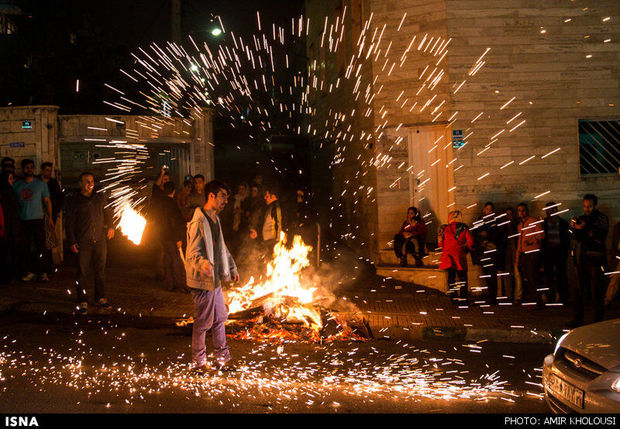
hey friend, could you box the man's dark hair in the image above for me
[484,201,495,208]
[205,180,230,199]
[194,174,205,182]
[263,182,279,197]
[41,162,53,170]
[79,171,94,182]
[1,157,14,166]
[21,158,35,169]
[517,202,529,214]
[163,181,176,195]
[583,194,598,206]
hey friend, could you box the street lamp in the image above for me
[210,27,222,37]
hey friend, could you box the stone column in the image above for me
[191,107,215,180]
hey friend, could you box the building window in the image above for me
[578,119,620,176]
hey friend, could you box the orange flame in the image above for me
[118,203,147,245]
[226,232,321,330]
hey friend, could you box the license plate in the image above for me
[547,373,585,409]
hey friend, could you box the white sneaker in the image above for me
[21,272,36,282]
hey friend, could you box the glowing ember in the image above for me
[118,204,146,245]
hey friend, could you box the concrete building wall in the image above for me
[368,0,452,252]
[191,108,215,183]
[444,0,620,225]
[0,106,60,174]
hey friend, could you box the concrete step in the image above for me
[376,247,488,295]
[375,265,449,294]
[376,248,442,266]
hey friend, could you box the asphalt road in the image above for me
[0,310,554,416]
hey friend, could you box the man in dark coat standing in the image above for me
[568,194,609,328]
[472,202,501,305]
[65,172,115,315]
[542,202,571,304]
[151,181,187,292]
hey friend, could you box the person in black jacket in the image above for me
[151,181,187,292]
[568,194,609,328]
[472,202,501,305]
[0,171,21,284]
[65,172,115,315]
[541,202,571,304]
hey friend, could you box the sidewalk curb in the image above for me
[368,325,558,344]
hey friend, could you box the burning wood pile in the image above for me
[177,233,372,343]
[226,298,372,343]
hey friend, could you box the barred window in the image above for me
[578,120,620,175]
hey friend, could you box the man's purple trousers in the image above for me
[190,287,231,367]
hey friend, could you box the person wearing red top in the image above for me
[438,210,474,302]
[393,206,427,267]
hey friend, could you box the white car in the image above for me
[542,318,620,413]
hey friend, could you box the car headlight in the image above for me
[612,377,620,394]
[554,332,569,356]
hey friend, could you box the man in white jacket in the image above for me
[185,180,239,372]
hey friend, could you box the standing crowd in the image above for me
[394,195,619,328]
[147,168,317,295]
[0,157,63,285]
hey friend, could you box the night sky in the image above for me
[0,0,305,113]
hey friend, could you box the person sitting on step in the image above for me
[393,206,428,267]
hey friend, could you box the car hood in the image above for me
[561,319,620,371]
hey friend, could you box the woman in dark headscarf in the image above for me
[0,171,21,283]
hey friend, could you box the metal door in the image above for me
[150,143,190,186]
